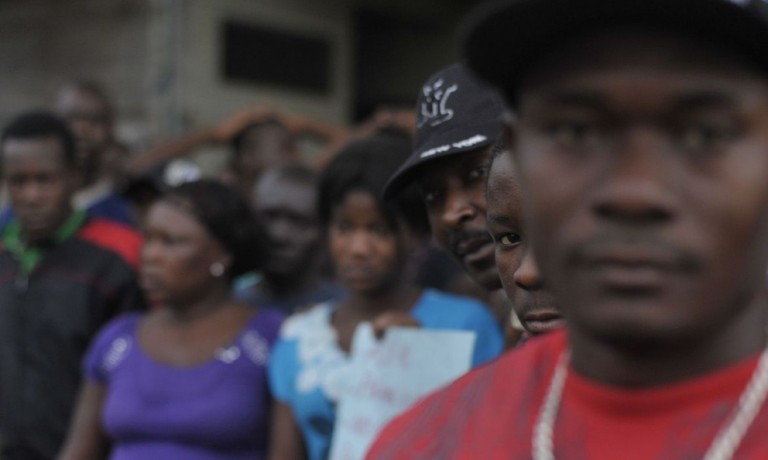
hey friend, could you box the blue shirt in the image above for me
[268,289,503,460]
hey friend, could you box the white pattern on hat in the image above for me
[418,79,458,128]
[418,134,489,159]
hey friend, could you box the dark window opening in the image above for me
[222,20,331,94]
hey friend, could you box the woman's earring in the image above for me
[210,262,225,277]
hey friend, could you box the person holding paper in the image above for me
[267,130,503,460]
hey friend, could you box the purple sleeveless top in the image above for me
[84,310,284,460]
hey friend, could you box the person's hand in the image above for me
[371,311,421,339]
[212,105,276,142]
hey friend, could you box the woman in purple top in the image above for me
[59,180,284,460]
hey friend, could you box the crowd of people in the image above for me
[1,0,768,458]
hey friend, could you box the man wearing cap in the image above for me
[384,63,505,294]
[384,63,562,340]
[368,0,768,458]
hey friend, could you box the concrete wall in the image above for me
[177,0,351,128]
[0,0,350,146]
[0,0,149,143]
[153,0,352,171]
[0,0,471,172]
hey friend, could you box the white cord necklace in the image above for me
[533,347,768,460]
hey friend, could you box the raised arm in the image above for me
[310,107,415,170]
[125,104,277,174]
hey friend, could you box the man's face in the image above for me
[514,32,768,348]
[486,150,563,335]
[56,87,112,170]
[253,173,321,278]
[235,124,299,185]
[2,137,74,243]
[417,147,502,291]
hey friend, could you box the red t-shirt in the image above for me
[366,330,768,459]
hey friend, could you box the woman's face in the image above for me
[140,200,230,307]
[329,190,411,295]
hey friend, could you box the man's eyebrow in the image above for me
[529,90,607,109]
[671,91,739,111]
[487,213,516,225]
[532,89,740,109]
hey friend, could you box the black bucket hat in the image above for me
[382,63,505,200]
[463,0,768,102]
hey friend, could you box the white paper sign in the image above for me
[329,323,475,460]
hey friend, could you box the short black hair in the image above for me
[59,80,114,120]
[230,117,289,157]
[162,179,267,279]
[318,131,430,235]
[1,111,77,167]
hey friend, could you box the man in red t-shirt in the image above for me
[367,0,768,459]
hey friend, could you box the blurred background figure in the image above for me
[125,105,346,199]
[55,81,134,227]
[0,111,146,460]
[101,140,132,190]
[267,131,503,460]
[225,116,300,196]
[120,158,202,229]
[55,81,114,189]
[235,164,345,314]
[60,180,283,460]
[0,81,136,231]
